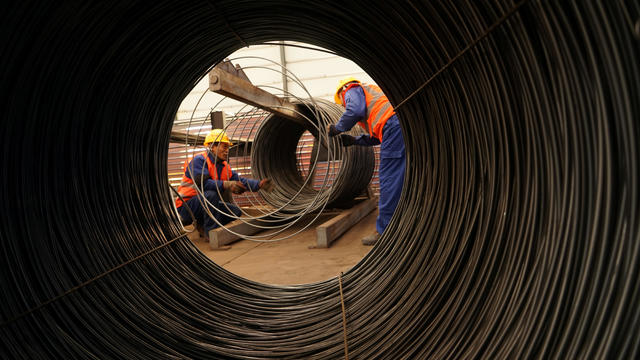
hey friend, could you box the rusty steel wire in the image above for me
[1,1,639,359]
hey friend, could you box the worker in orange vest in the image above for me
[175,129,272,238]
[329,78,405,245]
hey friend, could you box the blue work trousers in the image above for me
[177,190,241,233]
[377,115,406,234]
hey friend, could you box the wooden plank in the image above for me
[209,219,263,250]
[315,197,378,248]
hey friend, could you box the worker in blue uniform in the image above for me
[175,129,272,239]
[328,78,405,245]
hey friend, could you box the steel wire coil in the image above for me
[251,99,375,214]
[1,1,639,359]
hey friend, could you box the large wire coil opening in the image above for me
[1,1,639,359]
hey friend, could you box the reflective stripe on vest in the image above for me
[175,151,232,208]
[341,83,395,142]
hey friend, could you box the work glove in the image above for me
[327,124,341,137]
[338,134,356,147]
[223,180,247,194]
[259,178,274,192]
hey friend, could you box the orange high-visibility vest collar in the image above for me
[175,151,232,208]
[341,83,395,142]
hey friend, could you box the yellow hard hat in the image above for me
[334,77,360,105]
[204,129,233,146]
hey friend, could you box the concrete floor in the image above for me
[189,210,377,285]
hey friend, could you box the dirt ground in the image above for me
[188,210,377,285]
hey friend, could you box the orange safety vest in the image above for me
[175,151,232,208]
[341,83,395,142]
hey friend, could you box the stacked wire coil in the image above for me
[1,1,639,359]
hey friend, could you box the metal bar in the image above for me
[171,130,251,152]
[209,68,307,126]
[279,41,289,99]
[211,111,225,129]
[170,131,206,146]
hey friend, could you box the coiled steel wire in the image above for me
[1,1,639,359]
[250,99,375,214]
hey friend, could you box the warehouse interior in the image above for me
[2,1,639,359]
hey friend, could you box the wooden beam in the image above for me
[209,219,264,250]
[315,197,378,248]
[209,68,307,126]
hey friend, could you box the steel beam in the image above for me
[170,131,206,146]
[209,68,307,126]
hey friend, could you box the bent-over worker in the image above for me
[328,78,405,245]
[175,129,272,238]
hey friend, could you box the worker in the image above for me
[328,78,405,245]
[175,129,272,239]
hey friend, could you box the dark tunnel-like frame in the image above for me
[1,1,639,358]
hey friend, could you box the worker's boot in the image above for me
[196,223,208,242]
[361,232,380,246]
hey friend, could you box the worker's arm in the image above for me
[331,86,378,146]
[230,171,261,192]
[334,86,366,132]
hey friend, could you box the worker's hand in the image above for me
[232,181,247,194]
[259,178,274,192]
[231,181,247,194]
[223,181,247,194]
[338,134,356,147]
[327,124,341,137]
